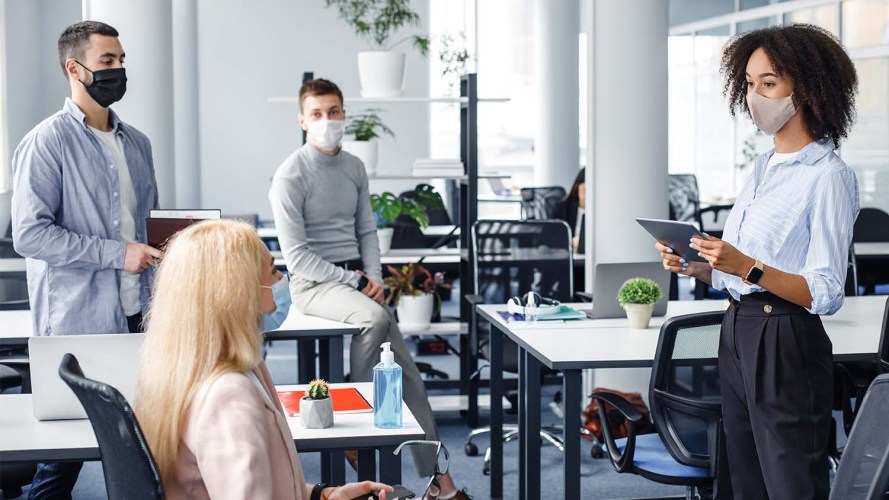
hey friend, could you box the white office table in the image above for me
[0,258,27,275]
[273,248,463,269]
[0,310,33,347]
[855,242,889,257]
[0,383,423,485]
[259,225,460,240]
[476,295,888,500]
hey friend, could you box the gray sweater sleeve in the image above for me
[269,177,359,287]
[355,167,382,284]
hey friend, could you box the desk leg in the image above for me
[357,449,376,482]
[490,323,504,499]
[298,339,316,383]
[563,370,582,500]
[466,307,480,428]
[327,336,345,383]
[321,451,346,487]
[519,348,541,500]
[379,445,401,485]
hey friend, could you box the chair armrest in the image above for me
[574,291,593,303]
[590,392,643,473]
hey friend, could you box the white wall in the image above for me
[1,0,81,234]
[197,0,431,220]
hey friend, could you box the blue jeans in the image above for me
[28,461,83,499]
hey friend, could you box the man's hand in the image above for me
[123,243,163,273]
[357,270,385,305]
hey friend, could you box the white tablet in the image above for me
[636,217,708,263]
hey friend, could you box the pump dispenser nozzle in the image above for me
[380,342,395,365]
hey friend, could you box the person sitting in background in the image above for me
[134,219,391,500]
[555,168,586,252]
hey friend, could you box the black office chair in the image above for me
[830,373,889,499]
[853,208,889,295]
[880,297,889,375]
[591,311,727,499]
[464,219,581,474]
[519,186,566,220]
[58,353,165,500]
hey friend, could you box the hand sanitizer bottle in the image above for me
[373,342,402,428]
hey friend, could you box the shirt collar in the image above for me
[754,137,834,179]
[302,142,343,166]
[63,97,123,133]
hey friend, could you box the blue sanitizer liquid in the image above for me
[373,363,403,429]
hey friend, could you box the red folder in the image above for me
[277,388,373,416]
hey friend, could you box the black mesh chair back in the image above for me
[853,208,889,243]
[668,174,700,223]
[58,353,165,500]
[649,311,724,474]
[880,298,889,374]
[846,243,860,297]
[830,373,889,499]
[519,187,566,220]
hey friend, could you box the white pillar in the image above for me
[584,0,669,402]
[533,0,580,189]
[173,0,200,208]
[83,0,176,208]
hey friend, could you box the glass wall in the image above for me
[669,0,889,210]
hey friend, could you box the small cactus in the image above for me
[306,379,330,400]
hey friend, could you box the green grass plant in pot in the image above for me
[343,108,394,177]
[370,184,443,254]
[299,379,333,429]
[617,277,663,329]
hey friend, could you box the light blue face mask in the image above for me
[261,274,292,332]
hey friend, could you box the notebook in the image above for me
[277,387,373,416]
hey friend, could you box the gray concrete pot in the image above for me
[299,396,334,429]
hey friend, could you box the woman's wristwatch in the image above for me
[311,482,328,500]
[742,260,764,285]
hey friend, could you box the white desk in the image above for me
[476,295,888,500]
[0,310,33,347]
[259,225,460,240]
[855,242,889,257]
[273,248,462,269]
[0,258,27,275]
[0,383,423,485]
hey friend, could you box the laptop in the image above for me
[29,334,145,420]
[587,262,671,319]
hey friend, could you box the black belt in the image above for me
[331,258,363,271]
[731,291,809,317]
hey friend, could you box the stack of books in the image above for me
[413,158,465,177]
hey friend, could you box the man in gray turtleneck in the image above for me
[269,79,466,498]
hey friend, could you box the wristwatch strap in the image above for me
[311,482,328,500]
[742,260,765,285]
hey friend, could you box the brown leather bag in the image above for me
[582,387,655,441]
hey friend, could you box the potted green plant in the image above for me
[323,0,431,97]
[617,277,663,329]
[370,184,444,254]
[384,263,450,330]
[342,108,395,176]
[299,379,333,429]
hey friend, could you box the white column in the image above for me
[533,0,580,189]
[584,0,669,403]
[83,0,176,208]
[172,0,200,208]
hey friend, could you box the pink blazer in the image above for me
[165,363,307,499]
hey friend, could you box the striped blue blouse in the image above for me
[710,138,859,315]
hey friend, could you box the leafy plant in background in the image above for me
[736,129,765,171]
[323,0,430,55]
[370,183,445,229]
[617,277,663,306]
[384,263,451,306]
[436,32,470,96]
[345,108,395,141]
[305,379,330,399]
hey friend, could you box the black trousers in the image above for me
[127,313,144,334]
[719,292,833,500]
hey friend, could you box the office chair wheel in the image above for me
[464,442,479,456]
[591,444,605,459]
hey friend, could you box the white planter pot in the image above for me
[396,293,434,330]
[299,396,333,429]
[358,51,406,98]
[377,227,394,254]
[624,303,655,329]
[342,140,378,177]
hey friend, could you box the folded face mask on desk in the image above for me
[262,275,292,332]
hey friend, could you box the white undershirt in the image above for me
[90,126,141,316]
[766,150,799,170]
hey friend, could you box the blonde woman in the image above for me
[135,220,391,500]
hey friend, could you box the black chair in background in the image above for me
[853,208,889,295]
[591,311,728,499]
[829,373,889,500]
[464,219,580,473]
[519,186,566,220]
[58,353,165,500]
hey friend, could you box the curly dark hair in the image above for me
[720,24,858,148]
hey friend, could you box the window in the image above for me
[843,57,889,212]
[0,4,10,195]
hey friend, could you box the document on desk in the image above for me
[146,209,221,249]
[277,388,373,417]
[497,306,587,323]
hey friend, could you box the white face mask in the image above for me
[306,119,345,151]
[746,91,797,135]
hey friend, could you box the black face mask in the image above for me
[75,61,127,108]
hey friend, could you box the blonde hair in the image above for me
[135,219,267,484]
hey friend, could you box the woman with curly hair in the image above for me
[655,24,859,499]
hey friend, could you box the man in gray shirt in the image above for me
[269,79,466,498]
